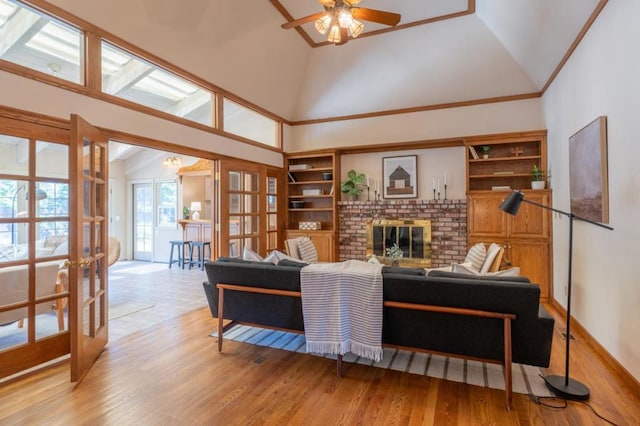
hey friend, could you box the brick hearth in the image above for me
[338,199,468,267]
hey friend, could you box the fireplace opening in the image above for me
[366,219,432,267]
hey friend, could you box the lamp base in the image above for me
[192,211,200,220]
[543,375,590,401]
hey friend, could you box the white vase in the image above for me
[531,181,546,190]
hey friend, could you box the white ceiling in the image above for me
[45,0,604,122]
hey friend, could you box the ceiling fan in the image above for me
[281,0,401,45]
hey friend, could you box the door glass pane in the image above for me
[267,195,277,213]
[244,194,258,212]
[157,181,177,227]
[133,183,153,260]
[35,222,68,258]
[0,135,29,176]
[95,182,105,217]
[244,215,258,234]
[0,179,30,219]
[267,177,277,194]
[245,173,258,192]
[268,214,277,231]
[229,216,241,236]
[94,146,103,179]
[83,222,91,257]
[35,301,62,339]
[36,182,69,218]
[83,305,90,337]
[83,180,92,217]
[36,141,68,178]
[94,223,102,256]
[0,307,28,350]
[244,237,258,251]
[94,282,102,326]
[82,139,91,175]
[229,194,241,214]
[35,260,60,298]
[229,172,240,191]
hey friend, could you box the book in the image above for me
[287,172,296,182]
[492,186,511,191]
[469,146,479,159]
[493,171,514,175]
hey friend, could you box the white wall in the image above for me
[542,1,640,382]
[341,147,466,201]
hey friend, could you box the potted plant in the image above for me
[531,164,546,189]
[478,145,491,159]
[385,243,403,267]
[341,169,366,200]
[183,206,190,219]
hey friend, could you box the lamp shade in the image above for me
[499,191,524,215]
[190,202,202,212]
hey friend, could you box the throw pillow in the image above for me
[262,251,280,264]
[485,267,521,277]
[242,246,263,262]
[277,259,309,268]
[452,262,480,275]
[297,237,318,263]
[480,243,502,274]
[270,250,308,264]
[464,243,487,271]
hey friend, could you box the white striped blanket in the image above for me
[300,260,384,362]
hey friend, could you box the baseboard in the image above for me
[550,299,640,396]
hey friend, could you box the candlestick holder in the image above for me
[367,186,370,201]
[437,191,441,200]
[444,184,447,200]
[433,188,436,200]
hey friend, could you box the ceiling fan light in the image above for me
[327,23,341,43]
[348,19,364,38]
[314,14,332,35]
[338,10,353,28]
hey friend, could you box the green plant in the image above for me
[479,145,490,154]
[385,243,403,261]
[341,169,366,198]
[183,206,190,218]
[531,164,545,181]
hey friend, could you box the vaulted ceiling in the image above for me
[45,0,603,123]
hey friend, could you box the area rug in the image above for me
[211,324,553,397]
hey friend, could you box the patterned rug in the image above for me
[212,324,553,397]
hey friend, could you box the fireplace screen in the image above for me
[366,219,432,267]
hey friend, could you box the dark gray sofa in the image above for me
[202,258,554,367]
[202,258,554,407]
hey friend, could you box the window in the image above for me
[0,0,83,83]
[223,98,278,147]
[156,180,177,227]
[101,41,214,126]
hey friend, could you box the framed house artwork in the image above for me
[569,116,609,223]
[382,155,418,199]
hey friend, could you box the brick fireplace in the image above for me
[338,199,468,267]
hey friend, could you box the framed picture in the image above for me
[382,155,418,199]
[569,116,609,223]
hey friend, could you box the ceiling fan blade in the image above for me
[352,8,401,27]
[281,11,326,29]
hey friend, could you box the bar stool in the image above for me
[189,241,211,270]
[169,240,192,269]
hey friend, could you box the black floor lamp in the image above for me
[499,190,613,401]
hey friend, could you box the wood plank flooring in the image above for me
[1,265,639,425]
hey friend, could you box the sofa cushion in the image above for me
[382,266,426,276]
[464,243,487,271]
[277,259,309,268]
[428,269,530,283]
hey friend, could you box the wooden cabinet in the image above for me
[468,191,552,300]
[284,230,335,263]
[465,131,552,302]
[285,151,339,261]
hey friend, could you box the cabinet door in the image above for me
[468,194,507,238]
[509,191,550,239]
[508,241,550,301]
[309,233,334,263]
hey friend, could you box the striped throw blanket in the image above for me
[300,260,384,362]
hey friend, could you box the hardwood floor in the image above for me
[0,273,638,424]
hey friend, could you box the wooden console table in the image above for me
[178,220,211,243]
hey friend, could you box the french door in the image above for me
[217,160,282,258]
[69,115,109,382]
[133,183,153,261]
